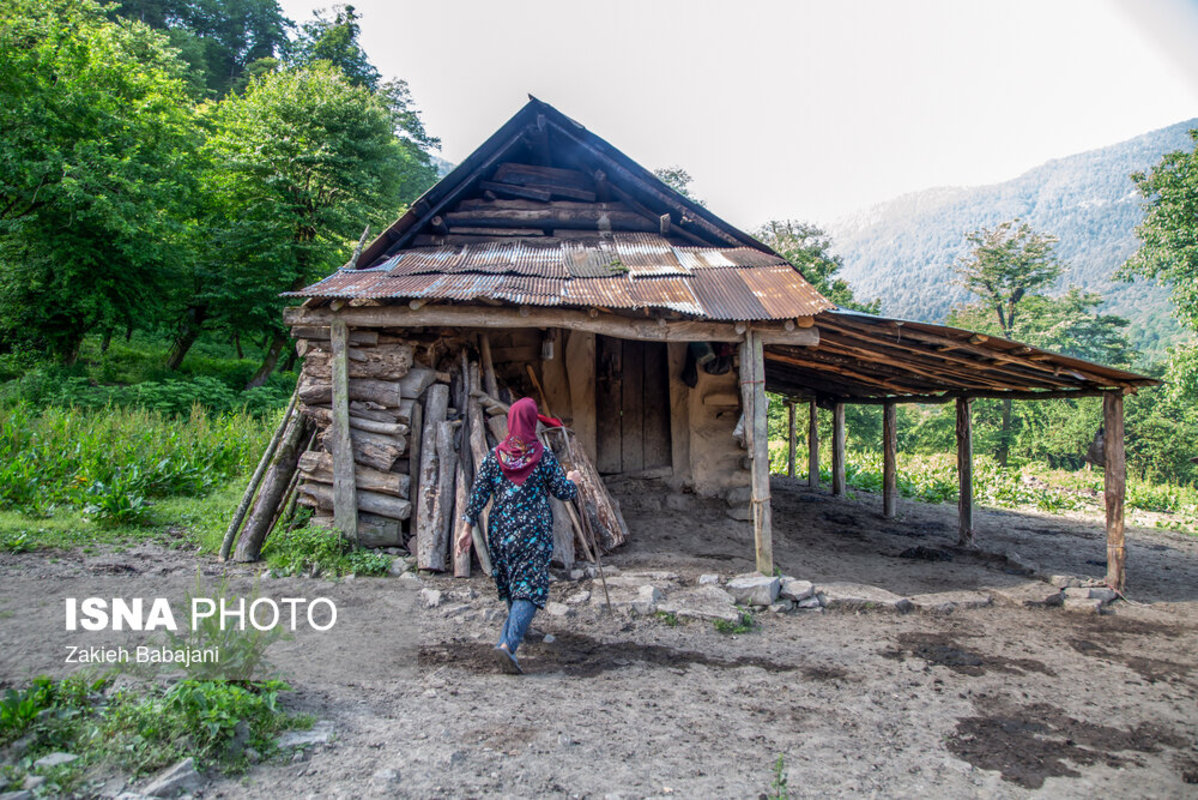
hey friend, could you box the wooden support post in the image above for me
[330,319,358,544]
[1104,391,1126,592]
[957,396,974,547]
[786,400,796,478]
[808,401,819,488]
[832,402,846,496]
[739,330,773,575]
[415,384,449,570]
[883,400,898,519]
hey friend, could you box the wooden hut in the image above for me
[239,98,1156,592]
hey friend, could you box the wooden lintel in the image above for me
[286,304,819,346]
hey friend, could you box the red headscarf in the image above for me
[495,397,562,485]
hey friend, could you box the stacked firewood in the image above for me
[227,326,628,572]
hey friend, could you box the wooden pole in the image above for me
[330,318,359,544]
[883,401,898,519]
[832,402,846,497]
[739,330,773,575]
[1103,391,1126,592]
[234,415,308,562]
[220,391,297,560]
[786,400,796,478]
[808,401,819,488]
[415,384,449,570]
[957,396,974,547]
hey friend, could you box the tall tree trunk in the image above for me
[997,397,1013,467]
[100,329,113,353]
[166,305,207,371]
[246,330,287,389]
[233,332,243,360]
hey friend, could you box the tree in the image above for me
[755,220,880,313]
[0,0,198,363]
[289,4,379,90]
[168,63,436,381]
[653,166,704,206]
[1121,129,1198,333]
[111,0,291,99]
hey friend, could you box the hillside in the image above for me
[827,119,1198,363]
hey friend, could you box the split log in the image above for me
[301,399,414,425]
[234,415,310,562]
[319,427,406,471]
[427,420,458,571]
[297,451,411,497]
[415,384,450,570]
[466,392,493,576]
[358,512,402,548]
[299,404,409,437]
[301,344,414,380]
[452,460,471,577]
[542,427,627,552]
[550,498,575,569]
[297,368,435,406]
[296,482,412,520]
[471,387,509,417]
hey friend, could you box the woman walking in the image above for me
[458,397,581,674]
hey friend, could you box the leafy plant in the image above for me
[767,753,789,800]
[714,609,757,635]
[263,524,393,577]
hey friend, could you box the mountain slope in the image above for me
[827,119,1198,362]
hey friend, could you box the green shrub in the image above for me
[714,609,757,635]
[263,524,393,577]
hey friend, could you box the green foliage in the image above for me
[1122,128,1198,333]
[0,674,100,747]
[767,753,790,800]
[713,609,757,635]
[655,611,680,627]
[0,403,273,519]
[756,220,880,313]
[652,165,705,206]
[0,0,200,361]
[952,220,1062,336]
[263,524,392,577]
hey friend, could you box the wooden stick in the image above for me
[234,416,309,562]
[525,364,552,417]
[220,391,297,560]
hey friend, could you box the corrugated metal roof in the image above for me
[291,233,835,320]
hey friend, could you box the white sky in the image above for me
[277,0,1198,230]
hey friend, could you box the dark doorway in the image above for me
[596,336,671,474]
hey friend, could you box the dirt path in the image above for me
[2,478,1196,798]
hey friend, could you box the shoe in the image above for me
[492,645,523,675]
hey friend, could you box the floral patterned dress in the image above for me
[464,447,577,608]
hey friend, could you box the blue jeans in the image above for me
[499,599,537,655]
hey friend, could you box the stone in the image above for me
[21,776,45,791]
[1064,586,1117,603]
[387,558,408,577]
[621,570,679,582]
[796,596,822,610]
[371,768,401,787]
[725,574,780,607]
[398,570,421,585]
[657,585,740,623]
[569,569,586,581]
[698,574,720,586]
[545,601,572,617]
[276,720,334,749]
[725,505,752,521]
[819,582,913,613]
[1063,597,1105,614]
[988,581,1064,607]
[565,590,591,605]
[779,578,815,601]
[769,600,794,613]
[33,752,78,769]
[543,633,556,644]
[419,588,443,608]
[908,590,993,614]
[0,791,33,800]
[633,585,662,615]
[725,486,753,506]
[1049,574,1086,588]
[142,756,203,797]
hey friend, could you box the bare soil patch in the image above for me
[2,477,1196,798]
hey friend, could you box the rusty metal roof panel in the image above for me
[562,277,637,308]
[740,265,835,317]
[687,270,771,320]
[613,233,688,277]
[627,277,704,315]
[562,238,618,277]
[385,247,469,275]
[493,275,566,305]
[673,245,790,269]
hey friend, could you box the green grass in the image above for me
[262,524,393,578]
[713,609,757,635]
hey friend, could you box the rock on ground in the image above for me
[725,574,780,607]
[141,756,203,798]
[819,582,913,613]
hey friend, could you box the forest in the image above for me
[0,0,1196,559]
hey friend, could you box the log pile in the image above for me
[227,325,630,571]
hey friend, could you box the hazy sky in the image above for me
[276,0,1198,230]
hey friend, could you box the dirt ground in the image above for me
[2,476,1197,799]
